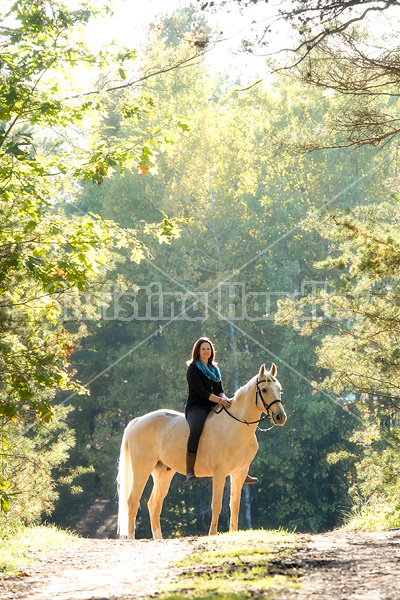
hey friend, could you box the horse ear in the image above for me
[269,363,277,377]
[259,364,266,376]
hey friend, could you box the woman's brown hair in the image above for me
[187,337,216,366]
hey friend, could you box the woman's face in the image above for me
[199,342,212,363]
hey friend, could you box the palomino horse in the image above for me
[117,363,286,539]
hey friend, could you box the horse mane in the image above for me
[233,375,257,401]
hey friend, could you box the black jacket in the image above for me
[185,363,224,413]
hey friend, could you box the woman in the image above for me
[185,337,258,484]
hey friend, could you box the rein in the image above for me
[212,378,282,432]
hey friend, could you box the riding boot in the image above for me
[186,452,197,482]
[244,474,258,484]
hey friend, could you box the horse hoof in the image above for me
[186,473,197,482]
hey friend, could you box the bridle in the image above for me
[213,377,283,432]
[256,377,283,415]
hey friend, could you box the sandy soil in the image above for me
[0,538,197,600]
[1,529,399,600]
[275,528,400,600]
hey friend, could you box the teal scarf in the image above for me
[195,359,221,382]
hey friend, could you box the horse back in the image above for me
[123,409,187,460]
[126,408,185,431]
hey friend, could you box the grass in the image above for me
[0,523,78,577]
[343,499,400,531]
[158,529,300,600]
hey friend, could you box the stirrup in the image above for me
[244,475,258,484]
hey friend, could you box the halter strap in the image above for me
[213,404,273,427]
[255,378,282,414]
[254,377,282,431]
[212,377,283,431]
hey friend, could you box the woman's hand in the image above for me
[219,395,232,409]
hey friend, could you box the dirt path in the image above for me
[276,529,400,600]
[1,529,399,600]
[0,538,198,600]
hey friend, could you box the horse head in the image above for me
[256,363,286,426]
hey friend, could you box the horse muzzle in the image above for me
[272,408,287,426]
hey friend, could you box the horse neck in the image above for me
[234,377,260,426]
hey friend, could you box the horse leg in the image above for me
[127,471,151,539]
[148,465,175,540]
[229,470,247,532]
[209,474,227,536]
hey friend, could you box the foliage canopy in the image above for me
[0,0,200,515]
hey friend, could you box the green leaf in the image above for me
[5,142,26,157]
[0,493,10,514]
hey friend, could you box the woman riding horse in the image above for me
[185,336,258,484]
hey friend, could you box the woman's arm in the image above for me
[209,393,221,403]
[210,392,232,408]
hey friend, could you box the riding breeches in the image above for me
[185,406,211,454]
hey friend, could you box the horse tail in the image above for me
[117,418,140,537]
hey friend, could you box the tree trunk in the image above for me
[230,319,252,530]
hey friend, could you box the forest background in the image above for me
[1,0,400,540]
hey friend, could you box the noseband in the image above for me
[255,378,282,417]
[213,377,283,431]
